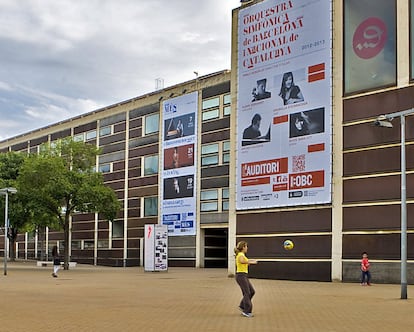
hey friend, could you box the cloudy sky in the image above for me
[0,0,242,141]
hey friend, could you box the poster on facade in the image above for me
[144,224,168,272]
[236,0,332,210]
[160,92,198,235]
[344,0,396,94]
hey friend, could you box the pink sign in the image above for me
[353,17,387,59]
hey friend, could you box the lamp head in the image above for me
[373,115,393,128]
[0,187,17,195]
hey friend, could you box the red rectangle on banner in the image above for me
[289,170,324,190]
[242,177,270,187]
[273,115,288,124]
[308,63,325,73]
[308,143,325,153]
[308,72,325,82]
[273,183,288,191]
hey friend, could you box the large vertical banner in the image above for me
[236,0,332,210]
[160,92,198,235]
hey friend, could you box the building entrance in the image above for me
[204,228,228,268]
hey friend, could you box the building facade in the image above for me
[1,0,414,283]
[0,71,232,269]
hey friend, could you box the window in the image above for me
[144,197,158,217]
[71,241,81,250]
[73,134,84,142]
[201,143,219,166]
[202,97,220,110]
[222,141,230,164]
[98,163,111,173]
[223,94,231,105]
[144,155,158,176]
[222,188,229,211]
[223,105,231,116]
[84,240,94,249]
[201,202,218,211]
[97,240,108,248]
[145,113,159,135]
[200,189,218,201]
[86,130,97,141]
[99,126,112,137]
[27,231,35,241]
[112,221,124,238]
[222,201,229,211]
[201,143,219,154]
[344,0,397,94]
[38,143,47,153]
[200,189,218,212]
[202,108,219,121]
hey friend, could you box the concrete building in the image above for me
[1,0,413,283]
[0,71,232,269]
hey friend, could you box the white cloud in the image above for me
[0,0,242,141]
[0,81,13,91]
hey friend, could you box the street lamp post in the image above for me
[0,187,17,276]
[374,109,413,299]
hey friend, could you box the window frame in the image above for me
[200,189,219,212]
[99,125,112,137]
[144,196,158,217]
[144,113,160,136]
[201,143,219,166]
[143,154,159,176]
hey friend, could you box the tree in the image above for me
[0,151,31,261]
[17,139,121,269]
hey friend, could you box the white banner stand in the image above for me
[144,224,168,272]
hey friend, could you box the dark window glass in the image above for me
[344,0,396,94]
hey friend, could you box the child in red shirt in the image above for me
[361,252,371,286]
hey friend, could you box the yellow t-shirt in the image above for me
[236,252,248,273]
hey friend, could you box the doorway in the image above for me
[204,228,228,268]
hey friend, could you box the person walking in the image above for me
[234,241,257,318]
[361,251,371,286]
[52,245,61,278]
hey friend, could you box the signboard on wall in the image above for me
[160,92,198,235]
[236,0,332,210]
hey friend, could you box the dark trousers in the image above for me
[361,270,371,284]
[236,273,255,314]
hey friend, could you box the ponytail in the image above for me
[234,241,247,257]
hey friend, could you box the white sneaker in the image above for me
[241,312,253,318]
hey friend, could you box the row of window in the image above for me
[72,93,231,145]
[73,113,160,143]
[143,187,229,218]
[98,139,230,175]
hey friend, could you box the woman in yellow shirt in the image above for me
[234,241,257,318]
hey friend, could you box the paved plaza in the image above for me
[1,260,414,332]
